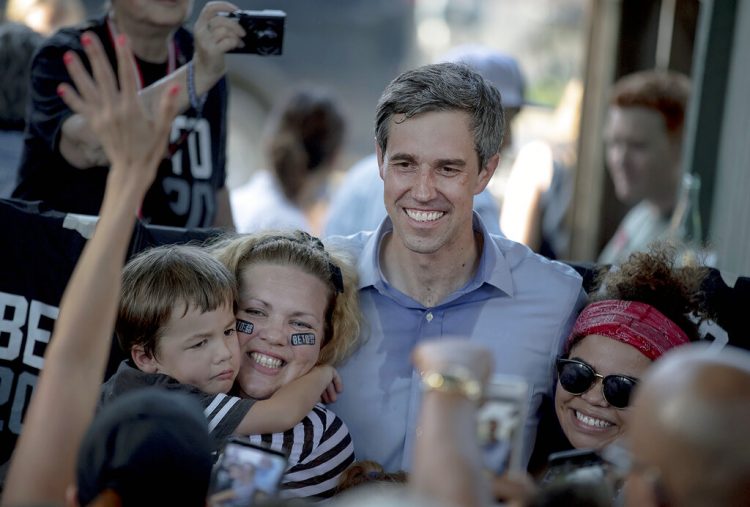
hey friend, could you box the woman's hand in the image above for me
[57,31,179,198]
[192,2,245,92]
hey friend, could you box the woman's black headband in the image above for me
[253,232,344,294]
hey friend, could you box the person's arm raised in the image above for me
[410,339,494,507]
[234,365,342,435]
[2,32,179,506]
[59,1,244,169]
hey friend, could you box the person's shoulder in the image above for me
[32,18,105,65]
[100,360,173,405]
[231,172,293,231]
[43,18,105,50]
[314,403,342,421]
[233,170,279,202]
[489,233,581,283]
[324,229,376,257]
[486,233,583,314]
[309,404,352,444]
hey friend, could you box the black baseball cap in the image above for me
[76,388,213,507]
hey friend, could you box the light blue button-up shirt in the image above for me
[327,214,584,472]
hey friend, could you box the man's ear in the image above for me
[131,345,159,373]
[475,152,500,194]
[376,141,385,180]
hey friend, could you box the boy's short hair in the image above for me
[116,244,237,359]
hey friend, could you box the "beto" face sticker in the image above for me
[236,319,254,334]
[291,333,316,346]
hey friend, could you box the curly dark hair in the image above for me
[590,245,714,342]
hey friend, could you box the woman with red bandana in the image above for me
[553,246,713,452]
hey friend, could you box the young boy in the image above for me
[101,244,341,445]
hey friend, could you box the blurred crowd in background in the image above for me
[5,0,746,276]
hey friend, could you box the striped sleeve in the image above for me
[246,404,355,499]
[200,392,255,444]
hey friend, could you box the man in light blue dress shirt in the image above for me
[326,62,584,473]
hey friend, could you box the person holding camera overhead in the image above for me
[12,0,245,228]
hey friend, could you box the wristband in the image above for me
[421,366,482,402]
[187,60,207,114]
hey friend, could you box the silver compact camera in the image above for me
[222,9,285,55]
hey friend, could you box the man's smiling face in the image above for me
[378,109,495,256]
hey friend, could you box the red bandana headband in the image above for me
[567,300,690,361]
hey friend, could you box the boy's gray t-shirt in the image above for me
[100,361,255,449]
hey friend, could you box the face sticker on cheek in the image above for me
[236,319,254,335]
[291,333,316,346]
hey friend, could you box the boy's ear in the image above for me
[132,345,159,373]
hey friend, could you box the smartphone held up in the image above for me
[477,374,530,474]
[209,437,288,507]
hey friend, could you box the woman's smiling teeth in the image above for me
[405,209,444,222]
[250,352,284,369]
[575,410,613,429]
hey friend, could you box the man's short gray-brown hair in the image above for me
[375,62,505,171]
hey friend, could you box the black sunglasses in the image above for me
[556,358,639,409]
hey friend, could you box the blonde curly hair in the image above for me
[209,230,361,366]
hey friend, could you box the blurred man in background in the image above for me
[598,70,690,265]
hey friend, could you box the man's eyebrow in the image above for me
[388,153,417,163]
[388,154,466,167]
[434,158,466,167]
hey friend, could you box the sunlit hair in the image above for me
[209,230,361,366]
[610,70,690,138]
[116,244,237,359]
[375,62,505,172]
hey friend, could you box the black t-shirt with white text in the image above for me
[12,17,228,228]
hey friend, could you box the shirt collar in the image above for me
[471,212,514,297]
[356,217,392,290]
[357,212,515,297]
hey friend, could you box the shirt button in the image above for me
[426,312,433,322]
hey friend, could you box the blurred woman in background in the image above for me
[231,88,345,236]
